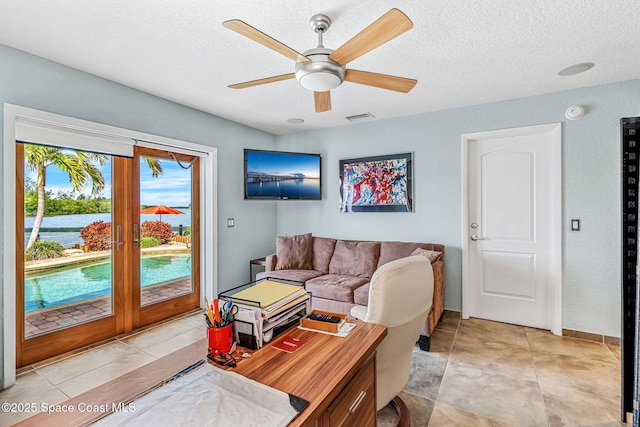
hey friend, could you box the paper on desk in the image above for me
[235,304,263,348]
[297,320,357,337]
[92,362,298,427]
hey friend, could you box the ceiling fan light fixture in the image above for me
[296,48,345,92]
[297,70,342,91]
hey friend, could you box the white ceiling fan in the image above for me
[223,8,417,113]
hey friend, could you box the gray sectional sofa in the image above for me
[256,233,445,350]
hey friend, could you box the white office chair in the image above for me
[350,256,434,425]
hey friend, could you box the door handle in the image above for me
[470,234,485,241]
[111,225,123,250]
[133,224,139,249]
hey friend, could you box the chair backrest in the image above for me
[362,256,434,410]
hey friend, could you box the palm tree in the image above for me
[24,145,108,250]
[24,146,164,250]
[144,156,163,177]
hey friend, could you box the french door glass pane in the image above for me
[139,155,193,306]
[23,144,113,338]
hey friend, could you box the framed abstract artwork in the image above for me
[339,152,413,212]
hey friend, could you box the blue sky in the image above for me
[27,154,192,207]
[246,150,320,179]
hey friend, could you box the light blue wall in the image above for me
[0,45,277,382]
[276,79,640,338]
[1,42,638,385]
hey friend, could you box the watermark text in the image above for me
[2,401,135,414]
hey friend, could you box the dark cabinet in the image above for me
[622,117,640,423]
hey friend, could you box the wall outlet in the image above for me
[227,218,235,227]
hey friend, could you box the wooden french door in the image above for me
[132,146,200,329]
[16,144,200,367]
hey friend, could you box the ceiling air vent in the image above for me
[345,113,376,122]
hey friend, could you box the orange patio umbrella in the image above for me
[140,205,184,221]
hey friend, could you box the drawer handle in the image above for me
[348,391,367,414]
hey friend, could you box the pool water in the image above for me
[25,254,192,312]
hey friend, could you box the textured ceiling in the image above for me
[1,1,639,135]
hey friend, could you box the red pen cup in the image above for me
[207,324,233,355]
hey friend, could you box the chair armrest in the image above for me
[264,254,277,271]
[350,305,367,320]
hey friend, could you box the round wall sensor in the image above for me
[565,105,585,120]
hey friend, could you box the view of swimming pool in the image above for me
[24,254,192,312]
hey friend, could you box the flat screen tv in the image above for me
[244,149,322,200]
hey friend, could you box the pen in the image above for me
[213,299,221,326]
[204,297,215,326]
[203,313,214,328]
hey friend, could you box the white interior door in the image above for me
[463,123,561,332]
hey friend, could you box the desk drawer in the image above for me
[326,355,376,427]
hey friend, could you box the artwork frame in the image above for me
[339,152,413,213]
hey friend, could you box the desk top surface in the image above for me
[229,321,387,426]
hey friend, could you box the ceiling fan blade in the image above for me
[314,91,332,112]
[223,19,309,63]
[344,69,417,93]
[228,73,296,89]
[329,9,413,66]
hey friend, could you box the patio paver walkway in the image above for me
[25,278,192,338]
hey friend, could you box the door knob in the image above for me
[470,234,484,241]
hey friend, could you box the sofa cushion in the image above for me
[410,247,443,263]
[378,242,440,268]
[256,269,325,283]
[275,233,313,270]
[306,274,369,303]
[312,237,337,273]
[329,241,380,278]
[353,282,370,306]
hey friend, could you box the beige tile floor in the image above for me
[1,311,204,426]
[379,312,626,427]
[0,311,628,426]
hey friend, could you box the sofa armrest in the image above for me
[425,259,445,335]
[350,305,367,320]
[264,254,277,271]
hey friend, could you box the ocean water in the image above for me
[24,211,192,248]
[246,179,320,199]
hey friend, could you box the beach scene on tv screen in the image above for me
[246,151,321,199]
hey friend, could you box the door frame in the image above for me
[2,103,218,389]
[461,122,562,335]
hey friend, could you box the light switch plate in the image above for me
[571,219,580,231]
[227,218,235,227]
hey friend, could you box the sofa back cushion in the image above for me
[312,237,337,273]
[275,233,313,270]
[410,247,443,263]
[329,241,380,278]
[377,242,444,268]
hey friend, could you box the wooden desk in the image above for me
[14,321,386,427]
[228,321,387,427]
